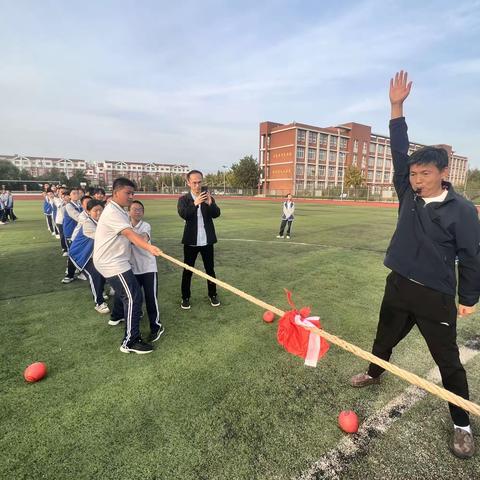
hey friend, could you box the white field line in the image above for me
[296,346,479,480]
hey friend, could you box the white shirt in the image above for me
[93,201,133,278]
[422,189,448,205]
[191,192,207,247]
[130,220,157,274]
[71,211,89,241]
[53,197,65,224]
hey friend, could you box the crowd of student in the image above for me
[42,180,164,354]
[0,189,17,224]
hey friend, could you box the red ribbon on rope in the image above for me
[277,289,330,367]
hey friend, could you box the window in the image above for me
[319,150,326,162]
[296,147,305,159]
[339,152,346,164]
[353,154,357,166]
[375,171,382,181]
[338,167,344,178]
[318,166,326,177]
[378,144,385,155]
[353,140,358,153]
[385,159,391,168]
[329,151,336,162]
[328,166,335,178]
[308,131,317,144]
[362,143,367,154]
[368,156,375,167]
[367,170,373,180]
[330,136,338,148]
[383,172,390,182]
[308,148,316,161]
[297,129,306,142]
[377,158,383,168]
[307,165,315,177]
[319,133,328,145]
[296,164,304,176]
[340,137,348,150]
[369,143,376,153]
[267,135,271,146]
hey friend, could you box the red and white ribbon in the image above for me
[294,314,321,367]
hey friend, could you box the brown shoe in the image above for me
[350,372,381,388]
[452,428,475,459]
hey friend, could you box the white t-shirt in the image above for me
[53,197,64,224]
[93,201,133,278]
[71,211,89,241]
[422,189,448,205]
[130,220,157,274]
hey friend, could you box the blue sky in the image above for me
[1,0,479,171]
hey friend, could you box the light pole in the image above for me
[222,165,228,194]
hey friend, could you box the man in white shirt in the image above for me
[94,177,162,354]
[177,170,221,310]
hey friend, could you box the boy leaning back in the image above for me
[93,178,162,354]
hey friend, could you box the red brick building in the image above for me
[259,121,468,196]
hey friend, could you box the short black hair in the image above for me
[95,187,106,195]
[81,195,92,205]
[86,199,104,211]
[129,200,144,211]
[186,170,203,180]
[408,146,449,171]
[113,177,136,191]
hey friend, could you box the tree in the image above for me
[230,155,260,189]
[344,165,365,188]
[142,175,156,191]
[464,169,480,201]
[66,169,88,188]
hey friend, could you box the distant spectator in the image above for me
[276,194,295,239]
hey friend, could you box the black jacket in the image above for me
[177,193,221,245]
[384,117,480,306]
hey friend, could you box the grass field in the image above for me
[1,198,480,480]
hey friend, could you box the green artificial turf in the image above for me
[1,199,479,479]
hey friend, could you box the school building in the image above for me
[259,121,468,196]
[1,154,190,187]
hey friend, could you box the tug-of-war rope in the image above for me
[159,251,480,417]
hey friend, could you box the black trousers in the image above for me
[45,214,55,233]
[5,208,16,221]
[83,259,106,306]
[66,239,76,279]
[368,271,469,426]
[136,272,162,333]
[109,269,143,347]
[279,220,293,236]
[181,244,217,300]
[56,223,68,252]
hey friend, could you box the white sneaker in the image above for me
[109,287,115,296]
[103,294,109,300]
[61,277,75,284]
[276,235,284,238]
[286,235,290,239]
[95,303,110,314]
[55,234,60,239]
[108,318,125,326]
[77,272,87,281]
[62,251,68,257]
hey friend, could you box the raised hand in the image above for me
[390,70,412,119]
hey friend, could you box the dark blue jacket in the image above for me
[384,117,480,306]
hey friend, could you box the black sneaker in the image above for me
[148,324,165,343]
[210,295,220,307]
[181,298,191,310]
[120,338,153,354]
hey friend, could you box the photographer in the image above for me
[177,170,221,310]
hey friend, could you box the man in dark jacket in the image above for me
[351,71,480,459]
[177,170,221,309]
